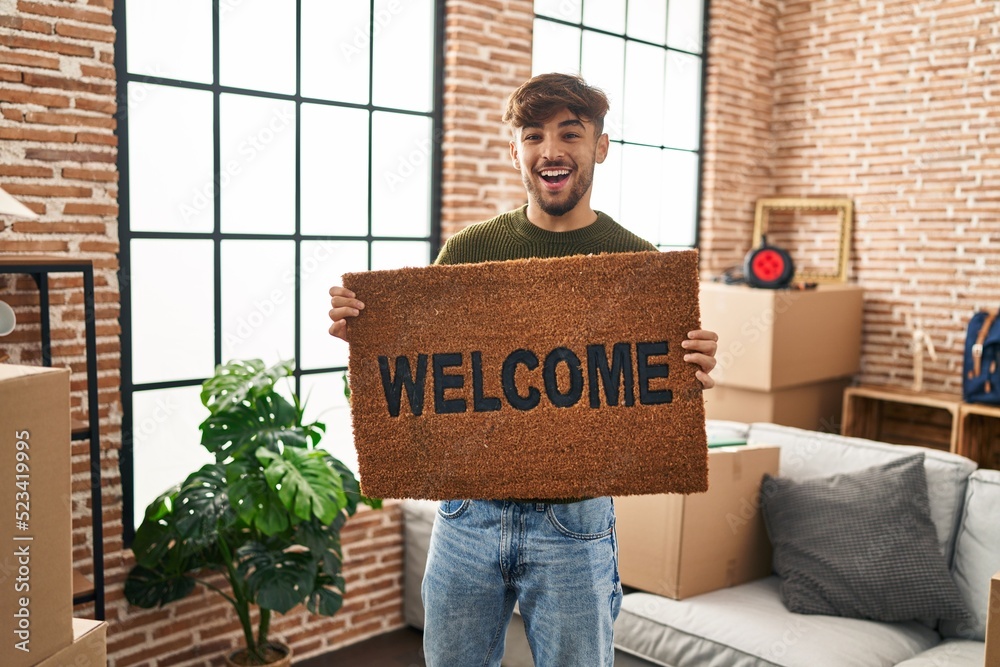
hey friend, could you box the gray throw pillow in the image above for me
[760,453,970,623]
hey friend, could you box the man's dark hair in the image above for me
[503,73,609,136]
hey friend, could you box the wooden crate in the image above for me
[958,403,1000,470]
[841,385,961,453]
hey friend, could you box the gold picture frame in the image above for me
[752,197,854,283]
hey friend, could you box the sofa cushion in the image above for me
[614,577,940,667]
[707,419,751,444]
[747,423,977,561]
[940,468,1000,641]
[761,454,969,623]
[893,639,985,666]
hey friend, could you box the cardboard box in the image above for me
[615,445,780,599]
[987,571,1000,667]
[700,282,863,391]
[705,376,852,432]
[0,365,73,667]
[35,618,107,667]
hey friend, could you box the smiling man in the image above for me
[329,73,718,666]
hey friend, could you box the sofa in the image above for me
[402,422,1000,666]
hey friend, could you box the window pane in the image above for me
[372,0,435,112]
[623,42,666,146]
[581,31,625,141]
[626,0,667,45]
[219,0,296,94]
[659,150,699,247]
[300,373,357,474]
[128,83,215,233]
[532,19,580,76]
[126,0,212,83]
[664,52,702,151]
[592,141,622,223]
[301,105,369,237]
[220,94,296,235]
[220,240,296,365]
[583,0,625,33]
[618,144,662,245]
[371,112,432,238]
[534,0,581,23]
[371,240,431,270]
[131,385,212,529]
[299,240,369,371]
[301,0,370,104]
[131,239,215,384]
[668,0,705,53]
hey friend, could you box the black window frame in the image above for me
[114,0,446,546]
[532,0,711,250]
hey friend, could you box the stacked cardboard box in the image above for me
[0,365,107,666]
[700,282,864,431]
[615,445,781,599]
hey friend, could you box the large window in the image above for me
[116,0,443,538]
[532,0,708,248]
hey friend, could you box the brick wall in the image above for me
[699,0,780,274]
[440,0,533,239]
[700,0,1000,395]
[2,0,998,664]
[0,0,125,644]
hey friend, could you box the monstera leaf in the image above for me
[200,359,293,415]
[256,447,347,525]
[124,564,197,609]
[294,519,343,580]
[238,542,317,614]
[171,463,238,545]
[328,454,381,514]
[226,459,291,537]
[306,573,345,617]
[200,391,308,461]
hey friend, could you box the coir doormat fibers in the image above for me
[344,250,708,500]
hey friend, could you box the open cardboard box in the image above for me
[0,365,73,666]
[35,618,107,667]
[615,445,780,599]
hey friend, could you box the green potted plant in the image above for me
[125,359,379,666]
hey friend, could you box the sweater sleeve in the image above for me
[433,237,455,265]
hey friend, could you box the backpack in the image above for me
[963,309,1000,404]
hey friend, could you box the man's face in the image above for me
[510,108,609,217]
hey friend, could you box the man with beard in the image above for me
[329,73,718,666]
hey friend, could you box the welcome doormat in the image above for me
[344,250,708,500]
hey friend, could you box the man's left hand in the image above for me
[682,330,718,389]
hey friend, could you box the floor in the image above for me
[299,627,426,667]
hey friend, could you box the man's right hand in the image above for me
[328,286,365,341]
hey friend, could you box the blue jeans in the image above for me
[421,498,623,667]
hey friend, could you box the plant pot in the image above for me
[224,642,292,667]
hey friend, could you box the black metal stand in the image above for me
[0,256,104,620]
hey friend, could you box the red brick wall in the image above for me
[0,0,126,648]
[700,0,1000,395]
[699,0,780,275]
[440,0,533,240]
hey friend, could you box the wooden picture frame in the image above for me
[752,197,854,283]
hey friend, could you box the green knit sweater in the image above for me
[434,204,656,265]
